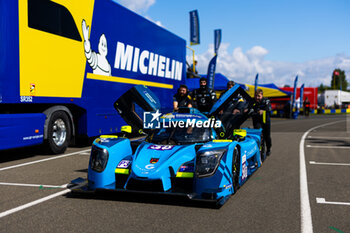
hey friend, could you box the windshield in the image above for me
[146,126,213,145]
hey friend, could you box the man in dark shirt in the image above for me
[173,84,192,111]
[191,77,217,113]
[219,81,248,134]
[303,97,311,116]
[252,89,272,156]
[219,80,235,98]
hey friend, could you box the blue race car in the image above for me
[71,85,264,206]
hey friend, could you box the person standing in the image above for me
[190,60,198,74]
[219,81,248,134]
[191,77,217,113]
[252,89,272,156]
[303,97,311,116]
[219,80,235,98]
[173,84,192,111]
[187,60,199,78]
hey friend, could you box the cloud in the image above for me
[190,44,350,87]
[145,16,163,27]
[115,0,163,28]
[116,0,155,13]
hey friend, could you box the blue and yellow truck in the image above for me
[0,0,186,153]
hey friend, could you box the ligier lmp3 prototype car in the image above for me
[71,85,263,205]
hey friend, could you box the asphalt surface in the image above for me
[0,114,349,233]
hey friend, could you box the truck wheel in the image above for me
[45,111,71,154]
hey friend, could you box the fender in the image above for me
[88,137,132,189]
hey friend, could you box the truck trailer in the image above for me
[0,0,186,153]
[323,90,350,108]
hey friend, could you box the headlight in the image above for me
[90,146,109,172]
[196,149,227,177]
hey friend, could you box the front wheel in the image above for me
[45,111,71,154]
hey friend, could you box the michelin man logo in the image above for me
[82,20,111,76]
[143,110,162,129]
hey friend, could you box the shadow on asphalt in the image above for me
[306,138,350,147]
[0,135,141,164]
[0,137,95,163]
[75,169,88,173]
[65,191,223,209]
[0,145,44,163]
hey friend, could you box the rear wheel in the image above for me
[232,147,240,193]
[45,111,71,154]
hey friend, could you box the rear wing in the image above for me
[114,85,161,133]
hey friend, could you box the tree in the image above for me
[318,83,325,93]
[318,83,331,93]
[331,69,347,90]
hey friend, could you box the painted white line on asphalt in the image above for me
[0,185,70,219]
[300,128,314,233]
[0,182,68,188]
[316,198,350,206]
[306,145,350,149]
[300,120,346,233]
[307,136,350,140]
[79,152,91,155]
[309,161,350,166]
[0,149,91,172]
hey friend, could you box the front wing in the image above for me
[69,177,230,205]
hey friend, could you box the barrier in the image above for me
[311,109,350,114]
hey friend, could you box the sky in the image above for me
[115,0,350,87]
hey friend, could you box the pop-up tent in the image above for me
[186,73,245,91]
[245,83,291,98]
[187,74,291,98]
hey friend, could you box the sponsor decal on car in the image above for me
[117,160,131,168]
[148,145,174,150]
[242,153,247,182]
[150,158,159,164]
[100,138,110,143]
[179,165,194,172]
[145,164,155,170]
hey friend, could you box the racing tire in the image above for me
[232,147,240,193]
[260,132,266,162]
[44,111,71,154]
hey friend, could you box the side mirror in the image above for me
[121,125,132,134]
[233,129,247,140]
